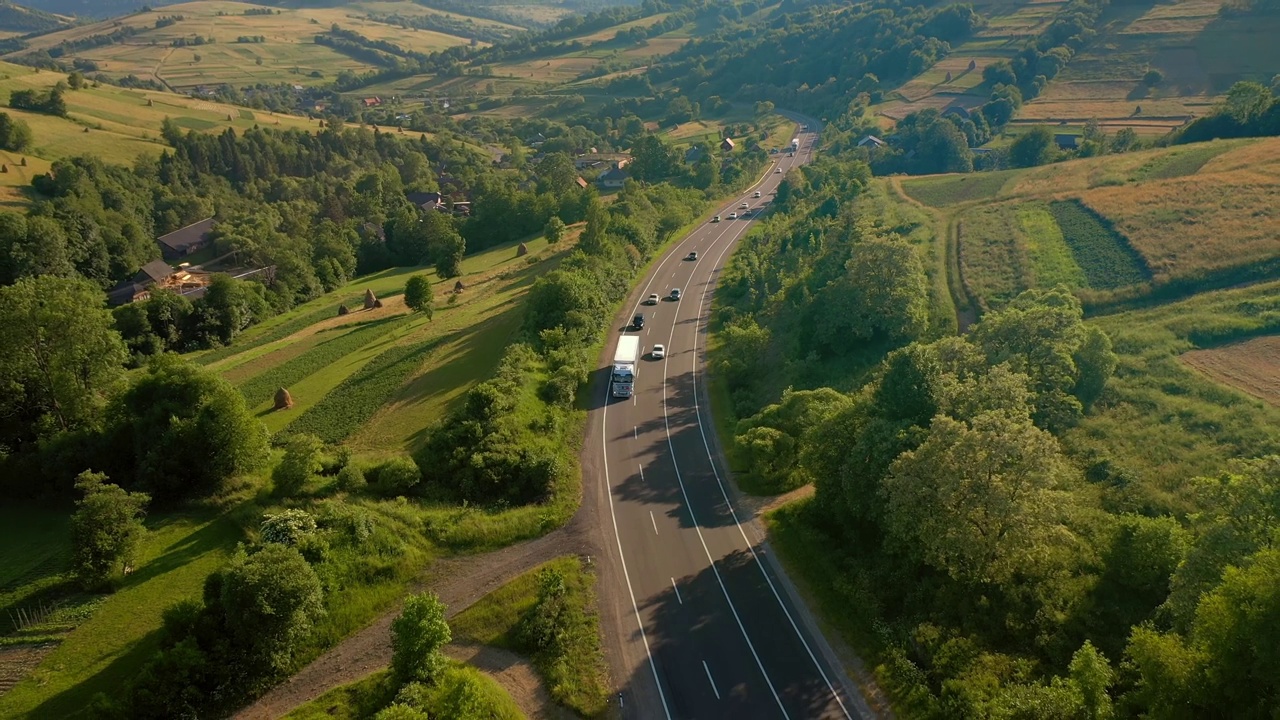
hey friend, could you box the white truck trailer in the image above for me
[611,335,640,398]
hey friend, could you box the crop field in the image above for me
[9,0,482,91]
[956,198,1093,308]
[1182,336,1280,408]
[1024,0,1280,133]
[900,169,1020,207]
[1045,199,1149,289]
[208,233,567,456]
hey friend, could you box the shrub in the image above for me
[336,463,367,492]
[391,592,451,685]
[375,456,422,496]
[260,509,318,546]
[272,433,324,496]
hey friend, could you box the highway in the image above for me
[585,118,873,720]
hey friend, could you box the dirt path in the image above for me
[445,644,578,720]
[234,507,599,720]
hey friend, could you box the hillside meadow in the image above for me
[0,227,579,718]
[898,137,1280,309]
[8,0,487,91]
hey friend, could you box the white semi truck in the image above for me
[611,335,640,398]
[791,137,800,152]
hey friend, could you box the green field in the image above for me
[896,138,1280,310]
[0,60,321,206]
[8,1,486,91]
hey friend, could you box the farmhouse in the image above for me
[857,135,886,149]
[684,145,705,163]
[575,153,630,170]
[156,218,215,261]
[362,97,382,108]
[720,137,735,152]
[597,165,630,190]
[107,259,213,306]
[407,191,447,211]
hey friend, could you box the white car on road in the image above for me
[651,344,665,359]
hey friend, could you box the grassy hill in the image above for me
[0,0,68,33]
[5,0,495,91]
[0,59,321,206]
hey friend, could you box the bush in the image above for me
[336,463,367,492]
[272,433,324,496]
[391,592,451,684]
[374,456,422,496]
[260,508,318,546]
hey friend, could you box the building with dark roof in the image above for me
[720,137,735,152]
[406,191,446,211]
[597,165,630,190]
[156,218,215,261]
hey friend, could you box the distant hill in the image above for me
[0,0,69,30]
[7,0,170,20]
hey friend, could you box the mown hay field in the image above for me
[1182,336,1280,408]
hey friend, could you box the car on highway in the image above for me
[711,215,720,223]
[685,251,697,261]
[650,344,665,359]
[739,202,749,209]
[632,313,645,329]
[775,167,783,173]
[670,288,681,301]
[753,191,762,198]
[645,293,659,305]
[727,212,737,219]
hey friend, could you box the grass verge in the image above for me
[450,556,608,717]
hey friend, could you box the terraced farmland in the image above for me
[205,233,568,457]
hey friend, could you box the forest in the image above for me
[713,152,1280,718]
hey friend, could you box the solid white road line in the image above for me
[651,511,659,535]
[658,218,792,719]
[671,578,683,605]
[703,660,721,700]
[600,391,673,719]
[688,130,855,720]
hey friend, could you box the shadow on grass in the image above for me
[22,626,164,720]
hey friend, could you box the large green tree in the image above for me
[1009,126,1057,168]
[69,470,150,590]
[0,275,126,442]
[403,274,433,317]
[884,409,1078,586]
[814,233,929,350]
[218,543,325,676]
[107,356,268,500]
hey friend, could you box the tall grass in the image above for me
[1016,201,1086,290]
[450,556,608,718]
[899,170,1020,207]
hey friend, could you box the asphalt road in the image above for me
[586,118,873,720]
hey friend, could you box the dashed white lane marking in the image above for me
[671,578,683,604]
[650,511,659,535]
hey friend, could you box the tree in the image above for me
[107,356,268,501]
[218,544,325,675]
[814,233,929,350]
[1010,126,1057,167]
[918,119,973,173]
[403,275,433,318]
[1221,81,1271,125]
[1069,641,1114,720]
[630,134,675,181]
[69,471,150,589]
[391,592,451,684]
[1142,69,1163,87]
[543,216,566,244]
[421,211,463,278]
[272,433,324,496]
[0,112,32,152]
[884,410,1077,586]
[0,275,126,442]
[260,508,317,546]
[534,152,577,195]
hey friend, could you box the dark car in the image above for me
[632,313,645,329]
[685,251,698,261]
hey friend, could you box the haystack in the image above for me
[274,388,293,410]
[373,299,383,308]
[363,288,377,310]
[338,304,350,316]
[516,242,528,257]
[453,280,465,293]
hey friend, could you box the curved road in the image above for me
[585,117,874,719]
